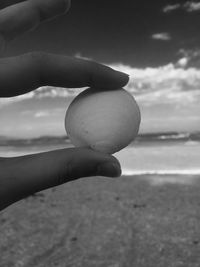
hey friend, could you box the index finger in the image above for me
[0,0,71,43]
[0,52,129,97]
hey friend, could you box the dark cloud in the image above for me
[1,0,199,68]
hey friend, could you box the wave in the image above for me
[0,136,71,147]
[0,131,200,147]
[157,133,190,140]
[122,168,200,176]
[135,131,200,143]
[184,140,200,146]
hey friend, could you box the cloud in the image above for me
[184,1,200,11]
[0,55,200,109]
[33,108,64,118]
[34,111,50,118]
[178,48,200,68]
[163,1,200,13]
[163,4,181,13]
[74,52,92,61]
[109,61,200,105]
[177,57,189,67]
[0,92,34,108]
[151,33,171,41]
[0,86,85,109]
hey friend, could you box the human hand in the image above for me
[0,0,129,211]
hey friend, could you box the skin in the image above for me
[0,0,129,211]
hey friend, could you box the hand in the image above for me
[0,0,129,211]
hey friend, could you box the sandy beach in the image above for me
[1,174,200,267]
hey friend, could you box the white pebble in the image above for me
[65,88,141,154]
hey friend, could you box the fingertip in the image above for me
[96,162,122,177]
[67,147,122,179]
[90,63,130,89]
[110,69,130,88]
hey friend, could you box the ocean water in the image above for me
[116,140,200,176]
[0,132,200,177]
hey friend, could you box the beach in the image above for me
[0,135,200,266]
[1,174,200,267]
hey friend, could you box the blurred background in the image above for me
[0,0,200,175]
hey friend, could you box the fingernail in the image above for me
[116,71,129,77]
[96,162,122,177]
[112,70,130,88]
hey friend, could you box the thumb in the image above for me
[2,148,121,208]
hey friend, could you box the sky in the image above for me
[0,0,200,138]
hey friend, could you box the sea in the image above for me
[0,132,200,178]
